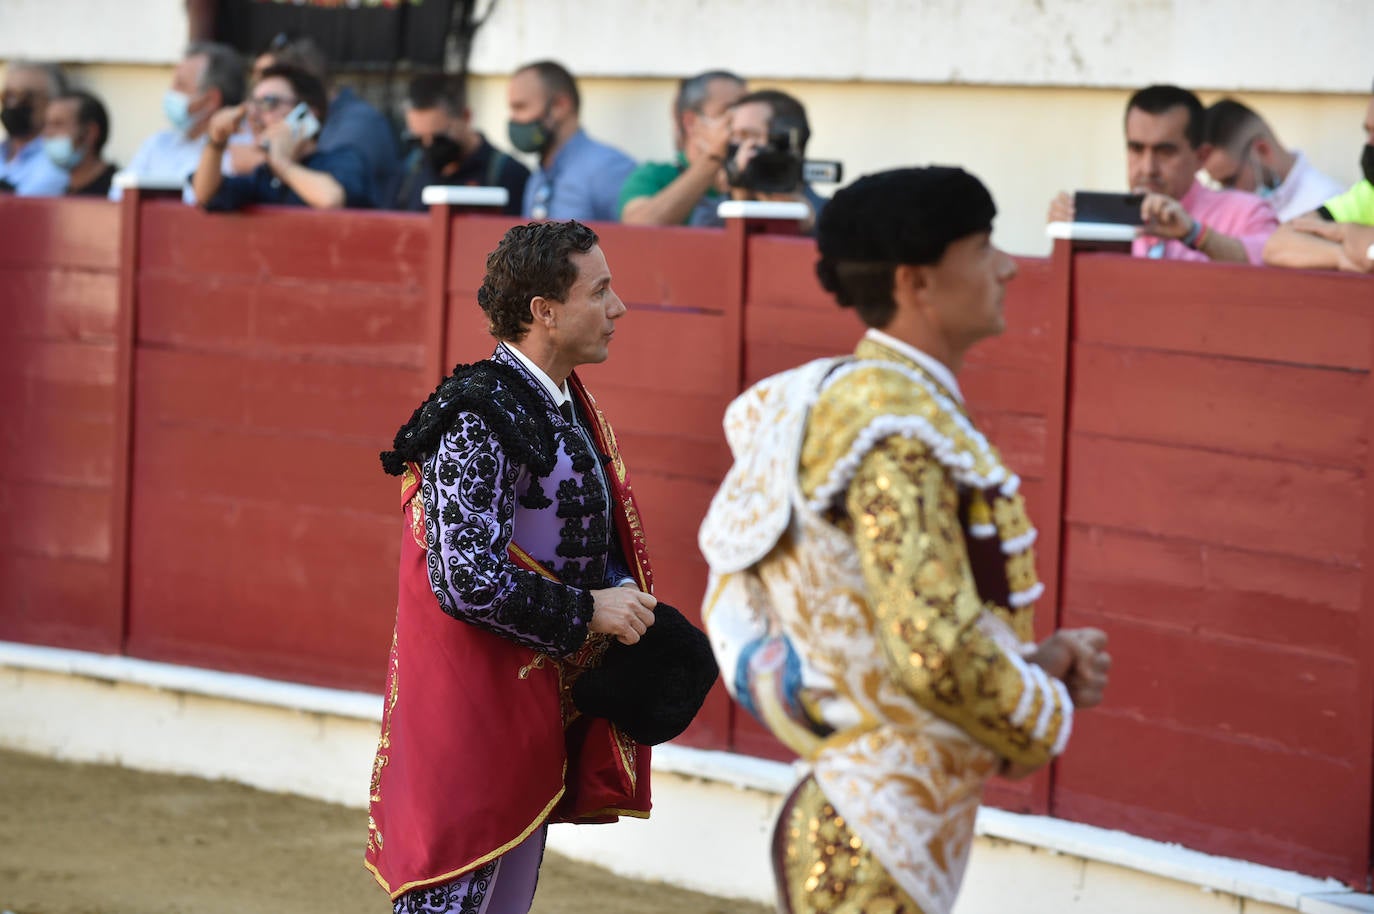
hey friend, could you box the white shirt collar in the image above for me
[501,341,571,407]
[1272,150,1318,214]
[864,328,964,403]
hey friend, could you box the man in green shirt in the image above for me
[619,70,745,226]
[1263,84,1374,274]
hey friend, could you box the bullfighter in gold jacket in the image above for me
[699,167,1111,914]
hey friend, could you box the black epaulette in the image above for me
[379,360,558,477]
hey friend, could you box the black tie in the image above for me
[559,401,575,426]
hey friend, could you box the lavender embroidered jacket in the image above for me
[406,344,634,657]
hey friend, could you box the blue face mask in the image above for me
[163,90,195,134]
[1252,155,1280,199]
[42,134,83,171]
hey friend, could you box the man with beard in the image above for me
[396,72,528,214]
[1263,82,1374,274]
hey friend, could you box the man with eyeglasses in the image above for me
[111,43,247,202]
[0,61,71,196]
[1047,84,1277,264]
[192,63,372,211]
[618,70,746,226]
[508,60,636,223]
[243,34,401,210]
[1201,99,1343,224]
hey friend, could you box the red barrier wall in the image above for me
[0,198,124,653]
[1,196,1370,886]
[123,201,431,690]
[1055,253,1374,884]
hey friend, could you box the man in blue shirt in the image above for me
[192,64,372,211]
[111,42,247,202]
[0,61,70,196]
[507,60,635,223]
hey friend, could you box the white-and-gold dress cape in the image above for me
[699,336,1074,914]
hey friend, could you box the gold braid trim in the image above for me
[841,438,1064,765]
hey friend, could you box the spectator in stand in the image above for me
[242,35,401,209]
[508,60,635,222]
[1263,83,1374,274]
[112,43,246,201]
[1201,98,1344,223]
[714,88,829,234]
[618,70,746,226]
[42,89,117,197]
[192,63,372,211]
[396,72,528,214]
[0,61,70,196]
[1048,84,1277,264]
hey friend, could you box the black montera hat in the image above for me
[816,166,997,266]
[570,601,719,746]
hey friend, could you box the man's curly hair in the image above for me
[477,221,600,341]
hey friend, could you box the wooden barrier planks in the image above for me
[1058,251,1373,884]
[1,196,1371,887]
[123,203,431,691]
[0,198,123,652]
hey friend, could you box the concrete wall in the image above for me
[2,644,1366,914]
[2,0,1369,254]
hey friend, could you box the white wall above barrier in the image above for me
[470,0,1374,95]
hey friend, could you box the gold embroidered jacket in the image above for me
[700,336,1073,914]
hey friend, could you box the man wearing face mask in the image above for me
[1264,83,1374,274]
[43,90,117,198]
[1201,99,1343,224]
[111,42,246,202]
[396,73,528,214]
[508,60,636,223]
[0,61,71,197]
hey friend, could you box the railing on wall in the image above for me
[0,193,1370,889]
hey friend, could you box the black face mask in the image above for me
[1362,144,1374,186]
[424,135,464,176]
[1,103,36,139]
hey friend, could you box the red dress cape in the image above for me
[364,375,655,899]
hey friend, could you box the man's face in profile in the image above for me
[547,244,626,369]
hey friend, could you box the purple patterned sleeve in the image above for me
[419,410,593,657]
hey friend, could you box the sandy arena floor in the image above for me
[0,748,771,914]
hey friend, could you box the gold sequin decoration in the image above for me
[777,778,926,914]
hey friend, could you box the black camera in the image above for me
[724,117,843,195]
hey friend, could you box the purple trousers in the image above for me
[393,826,547,914]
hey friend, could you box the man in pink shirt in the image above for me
[1049,85,1277,264]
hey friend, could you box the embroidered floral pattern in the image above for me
[421,417,591,657]
[392,861,497,914]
